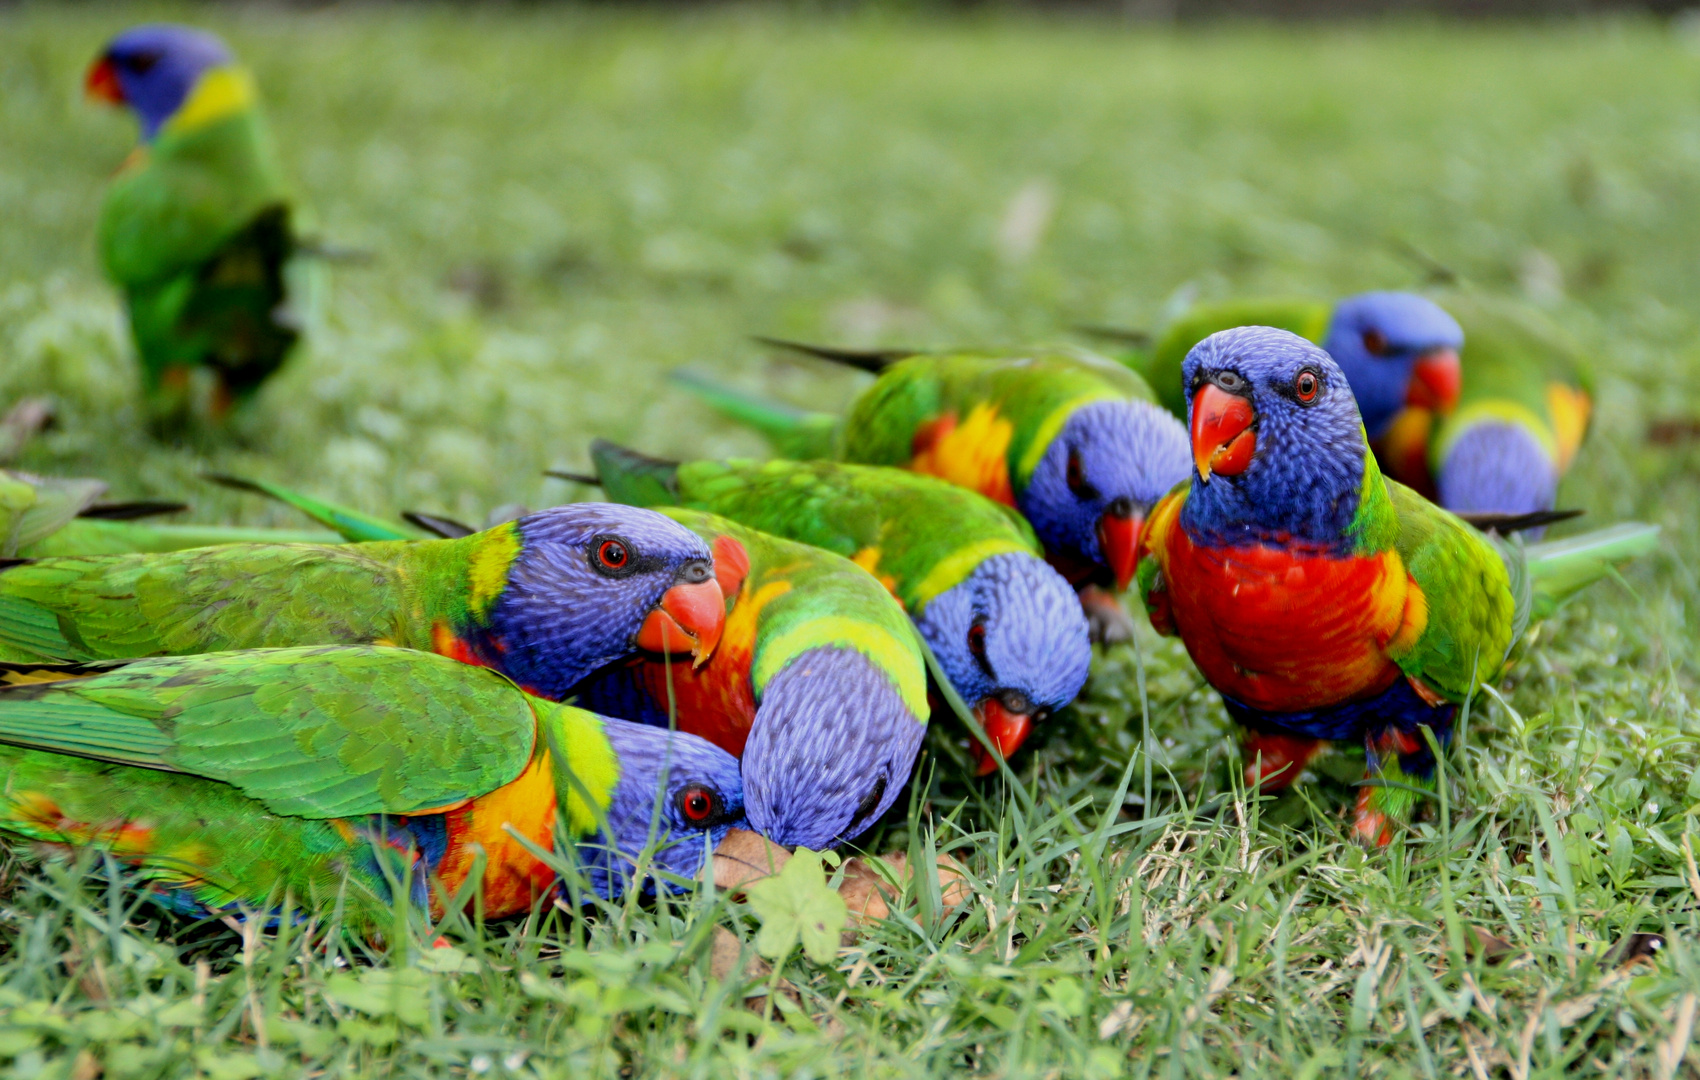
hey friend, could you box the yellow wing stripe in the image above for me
[755,617,927,719]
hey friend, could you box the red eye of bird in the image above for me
[677,784,719,825]
[597,539,629,570]
[1361,329,1391,357]
[1295,370,1319,403]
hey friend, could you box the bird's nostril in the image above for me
[1106,497,1134,519]
[679,559,711,584]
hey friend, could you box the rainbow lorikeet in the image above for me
[572,509,929,851]
[675,344,1191,636]
[1128,292,1591,526]
[86,26,301,428]
[0,646,744,927]
[1136,327,1656,845]
[584,442,1092,776]
[0,504,726,702]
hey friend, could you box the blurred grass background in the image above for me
[3,4,1700,1077]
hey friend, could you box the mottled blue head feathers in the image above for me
[1322,292,1464,439]
[1022,399,1190,588]
[742,646,926,850]
[574,718,745,899]
[913,553,1091,724]
[1437,422,1559,526]
[1181,326,1369,550]
[91,25,235,140]
[478,504,718,701]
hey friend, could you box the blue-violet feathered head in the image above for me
[1180,326,1371,552]
[1321,292,1464,440]
[1020,400,1190,590]
[88,25,235,140]
[475,504,723,702]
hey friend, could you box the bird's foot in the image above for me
[1242,732,1325,792]
[1079,585,1135,645]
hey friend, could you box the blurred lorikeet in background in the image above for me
[0,647,744,927]
[0,504,725,701]
[86,25,302,429]
[675,344,1190,638]
[1123,291,1591,526]
[583,442,1091,776]
[1137,327,1654,845]
[572,509,929,851]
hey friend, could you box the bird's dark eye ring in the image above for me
[1294,369,1320,403]
[677,784,720,826]
[595,540,629,574]
[1362,329,1391,357]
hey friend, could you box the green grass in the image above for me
[3,4,1700,1076]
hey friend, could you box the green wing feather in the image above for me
[1386,482,1520,700]
[18,518,341,558]
[1138,299,1333,418]
[207,473,423,542]
[0,542,420,663]
[668,370,840,459]
[666,458,1041,616]
[0,646,537,818]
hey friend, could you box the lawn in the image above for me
[2,3,1700,1076]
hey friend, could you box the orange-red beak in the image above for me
[1406,348,1462,413]
[85,57,124,105]
[969,696,1033,777]
[1097,509,1143,592]
[635,577,726,667]
[1190,383,1257,482]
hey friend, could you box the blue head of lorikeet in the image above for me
[1020,400,1191,590]
[86,24,234,140]
[741,646,927,850]
[914,553,1091,770]
[1321,292,1463,440]
[1182,326,1369,550]
[472,504,724,701]
[574,719,747,899]
[1435,422,1557,519]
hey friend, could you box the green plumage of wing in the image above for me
[1138,299,1333,418]
[18,519,341,558]
[0,646,536,818]
[836,348,1158,487]
[669,370,840,459]
[590,441,682,508]
[0,542,425,663]
[207,474,424,542]
[659,508,929,720]
[667,458,1041,616]
[1386,482,1520,700]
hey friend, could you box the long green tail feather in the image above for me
[204,474,423,543]
[588,440,681,507]
[668,369,839,459]
[1525,522,1660,618]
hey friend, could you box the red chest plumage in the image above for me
[1156,524,1413,712]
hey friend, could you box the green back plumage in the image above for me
[1137,299,1333,417]
[657,508,928,720]
[837,348,1159,491]
[594,446,1041,618]
[0,532,493,663]
[18,518,341,558]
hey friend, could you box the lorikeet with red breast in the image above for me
[1137,327,1655,844]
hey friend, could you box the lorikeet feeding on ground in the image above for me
[571,510,929,851]
[1126,291,1590,526]
[87,25,301,429]
[1136,326,1655,845]
[0,504,725,701]
[674,344,1191,638]
[582,442,1091,776]
[0,646,744,927]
